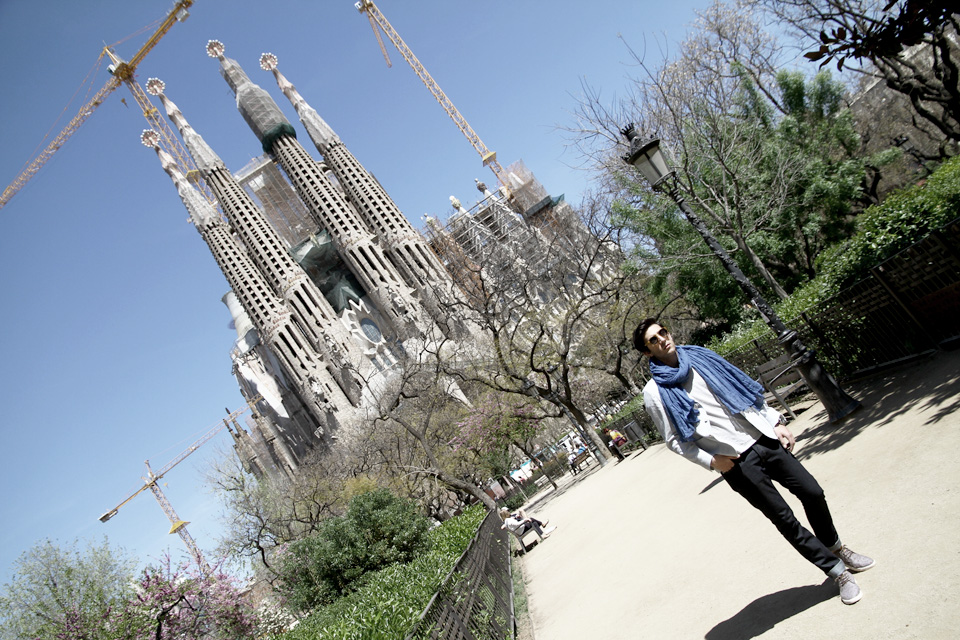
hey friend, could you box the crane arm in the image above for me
[0,77,121,209]
[113,1,193,79]
[0,0,194,210]
[98,396,260,523]
[356,0,508,188]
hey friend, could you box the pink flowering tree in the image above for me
[454,393,558,490]
[111,555,263,640]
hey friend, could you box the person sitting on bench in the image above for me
[498,508,556,539]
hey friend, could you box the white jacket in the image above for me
[643,378,782,471]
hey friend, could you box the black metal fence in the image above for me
[724,217,960,381]
[406,510,515,640]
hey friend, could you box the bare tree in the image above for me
[356,354,499,512]
[428,193,653,461]
[208,446,350,576]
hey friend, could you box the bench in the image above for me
[569,450,591,474]
[756,353,807,420]
[502,509,546,554]
[507,524,543,554]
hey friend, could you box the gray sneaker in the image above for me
[835,570,862,605]
[835,545,875,573]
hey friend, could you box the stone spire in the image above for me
[210,43,427,341]
[141,129,219,228]
[148,78,362,406]
[259,52,339,151]
[144,78,225,174]
[261,54,466,337]
[207,40,295,152]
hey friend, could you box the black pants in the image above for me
[521,519,545,536]
[722,436,843,576]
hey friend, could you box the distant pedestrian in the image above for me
[634,319,874,605]
[602,428,626,462]
[568,450,580,475]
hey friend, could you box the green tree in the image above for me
[758,0,960,150]
[571,2,888,335]
[742,69,898,287]
[276,489,430,613]
[0,538,136,640]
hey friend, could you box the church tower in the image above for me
[259,53,467,338]
[146,78,362,407]
[206,41,430,343]
[141,126,352,470]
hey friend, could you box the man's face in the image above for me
[643,324,676,359]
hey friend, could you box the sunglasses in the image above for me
[646,327,670,347]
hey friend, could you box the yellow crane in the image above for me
[0,0,215,210]
[356,0,510,193]
[99,397,261,575]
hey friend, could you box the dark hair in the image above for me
[632,318,663,354]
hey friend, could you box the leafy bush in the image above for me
[712,156,960,355]
[279,506,485,640]
[502,493,527,511]
[816,155,960,295]
[277,489,430,612]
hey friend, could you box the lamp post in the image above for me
[621,124,861,423]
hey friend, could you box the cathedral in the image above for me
[142,41,577,483]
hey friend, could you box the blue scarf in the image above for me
[650,345,764,442]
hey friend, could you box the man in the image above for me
[568,449,581,475]
[633,319,874,605]
[498,508,556,539]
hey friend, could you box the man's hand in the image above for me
[774,424,796,452]
[711,454,739,473]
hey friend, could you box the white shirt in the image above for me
[644,367,782,471]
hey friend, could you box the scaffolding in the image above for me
[235,155,317,248]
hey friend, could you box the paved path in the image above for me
[517,348,960,639]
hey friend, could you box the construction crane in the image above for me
[356,0,510,194]
[99,396,261,575]
[0,0,215,210]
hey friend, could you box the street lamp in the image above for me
[621,124,861,423]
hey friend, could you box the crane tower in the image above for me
[0,0,215,209]
[356,0,510,193]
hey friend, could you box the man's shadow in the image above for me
[704,579,835,640]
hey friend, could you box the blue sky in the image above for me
[0,0,711,582]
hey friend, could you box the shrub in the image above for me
[279,506,485,640]
[712,156,960,355]
[502,493,527,511]
[816,155,960,294]
[277,489,430,612]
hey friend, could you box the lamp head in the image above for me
[621,124,672,187]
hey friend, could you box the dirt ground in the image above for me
[513,348,960,639]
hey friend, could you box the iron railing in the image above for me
[723,217,960,381]
[406,510,515,640]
